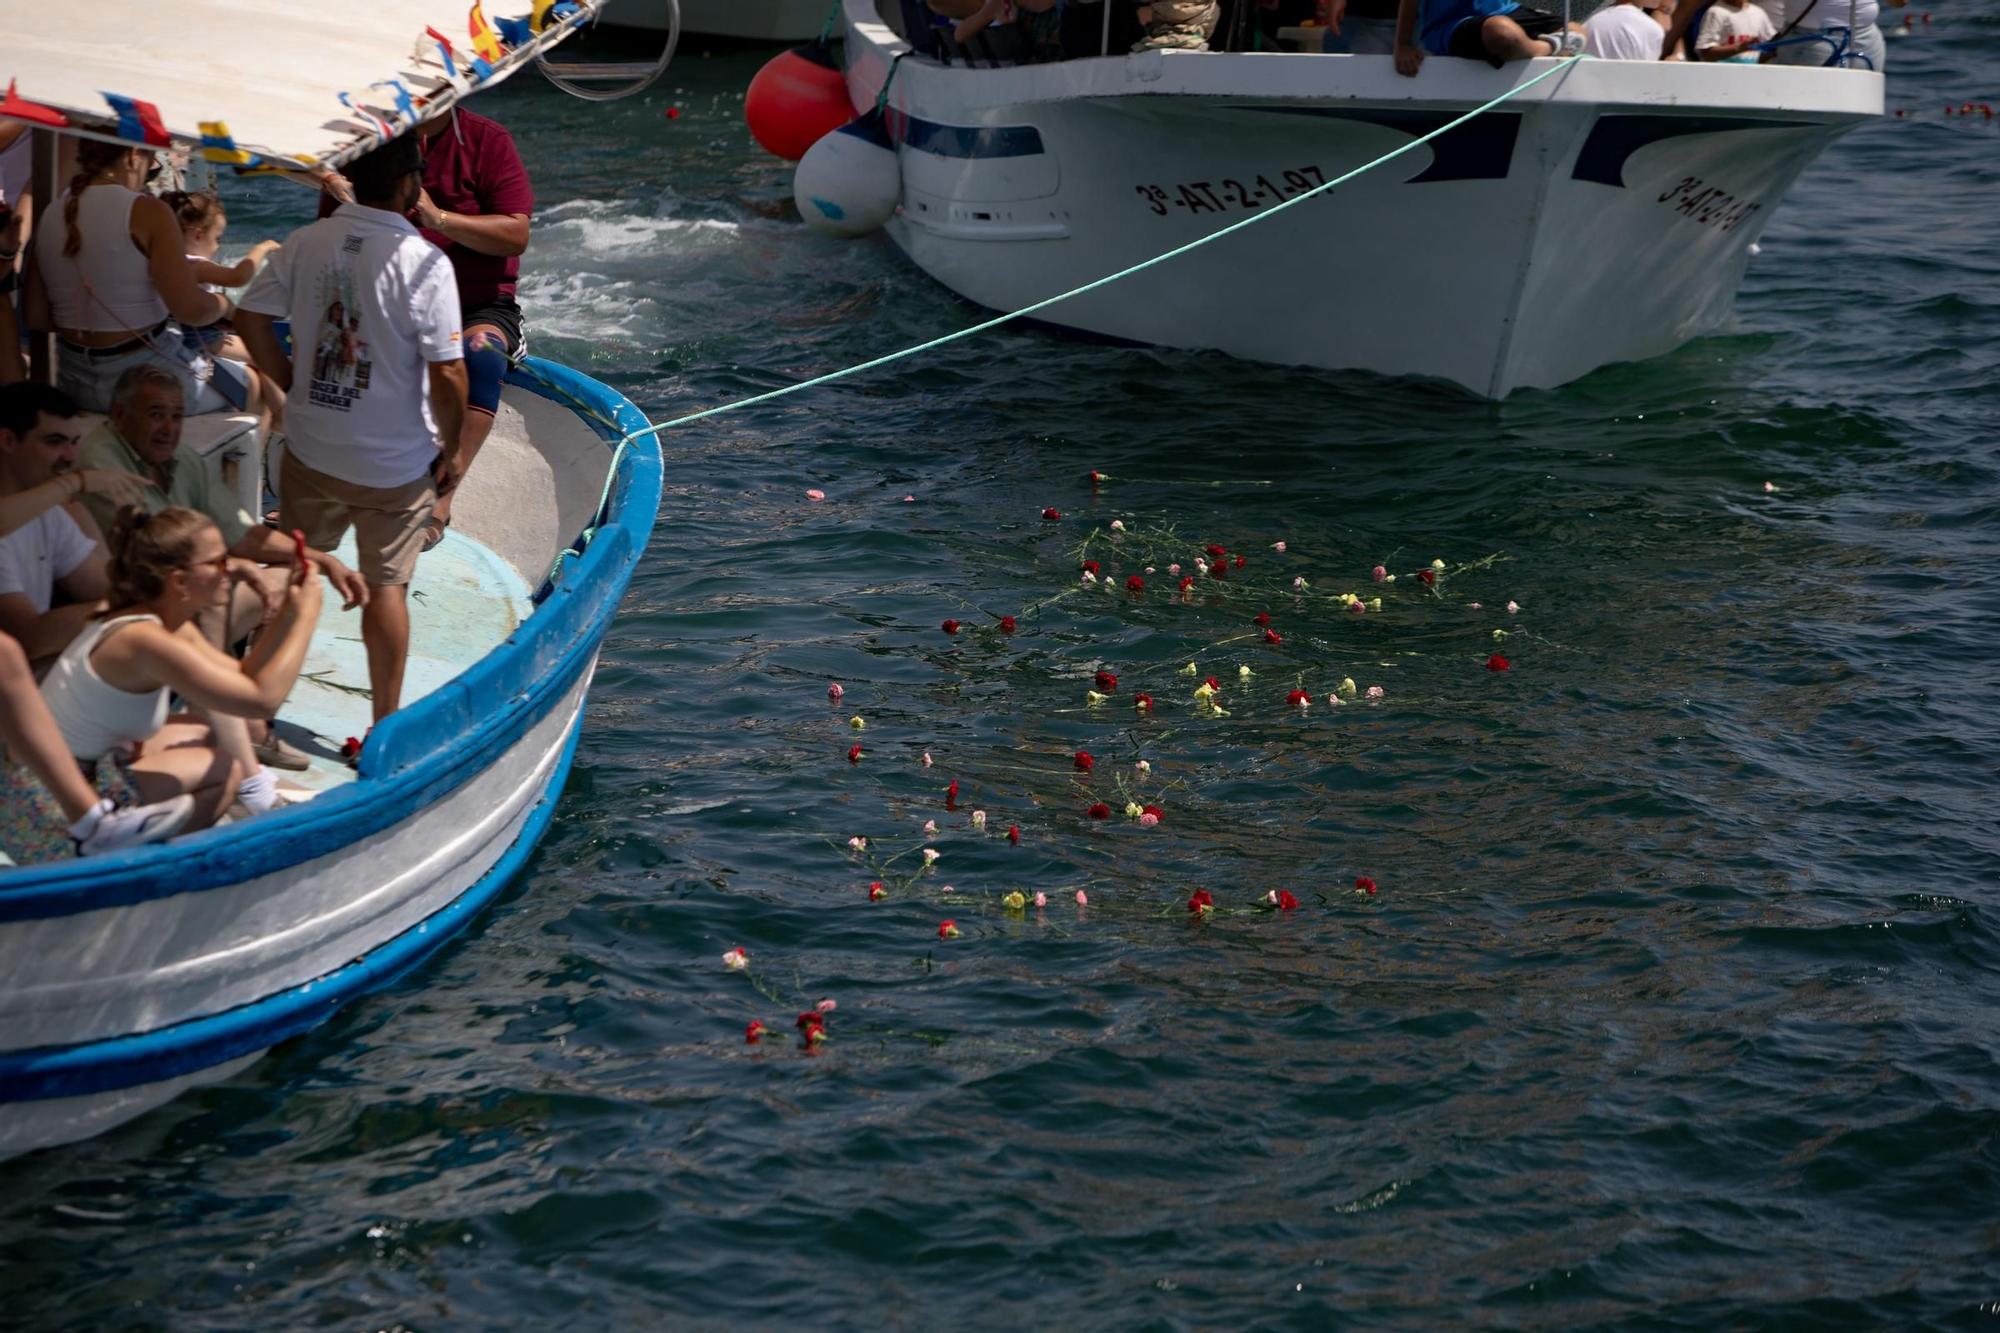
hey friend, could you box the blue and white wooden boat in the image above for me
[0,3,662,1158]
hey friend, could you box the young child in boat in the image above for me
[165,191,279,368]
[1695,0,1775,60]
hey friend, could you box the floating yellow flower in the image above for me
[1181,662,1199,675]
[1432,558,1446,570]
[1086,689,1107,705]
[849,716,865,730]
[1337,677,1358,698]
[1368,598,1382,612]
[1238,665,1253,680]
[1194,681,1215,700]
[1124,802,1144,818]
[1002,891,1026,912]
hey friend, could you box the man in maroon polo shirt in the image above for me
[319,107,532,551]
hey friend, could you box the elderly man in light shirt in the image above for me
[78,363,368,770]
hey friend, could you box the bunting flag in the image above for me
[426,25,462,80]
[370,78,418,125]
[198,120,262,167]
[467,1,504,76]
[530,0,582,33]
[100,92,171,146]
[0,80,68,127]
[337,91,395,140]
[495,15,533,47]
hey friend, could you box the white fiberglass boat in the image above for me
[837,0,1881,397]
[603,0,827,40]
[0,1,662,1158]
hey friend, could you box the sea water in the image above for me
[3,20,1998,1328]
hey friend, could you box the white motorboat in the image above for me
[602,0,829,40]
[0,2,663,1158]
[835,0,1882,397]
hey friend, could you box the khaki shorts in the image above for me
[279,449,435,588]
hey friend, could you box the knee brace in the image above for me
[464,335,509,415]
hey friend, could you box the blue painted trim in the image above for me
[0,716,585,1102]
[0,357,661,923]
[888,111,1044,160]
[1240,105,1521,184]
[1570,114,1818,188]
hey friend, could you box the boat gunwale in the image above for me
[0,359,662,922]
[841,0,1883,122]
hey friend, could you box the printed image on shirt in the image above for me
[306,248,372,410]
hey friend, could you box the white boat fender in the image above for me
[795,111,901,237]
[745,41,854,161]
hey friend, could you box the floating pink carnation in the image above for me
[1372,565,1387,582]
[827,682,844,703]
[806,489,826,502]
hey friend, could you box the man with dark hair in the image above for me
[235,134,468,724]
[0,382,108,665]
[321,108,533,552]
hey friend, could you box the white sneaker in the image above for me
[71,795,196,856]
[237,768,280,816]
[1555,31,1585,55]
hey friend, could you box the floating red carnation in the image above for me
[1008,824,1020,844]
[869,881,886,901]
[1486,653,1510,672]
[1233,554,1246,569]
[1126,574,1145,592]
[1254,612,1271,626]
[999,614,1017,633]
[1134,692,1154,711]
[946,779,959,807]
[1082,559,1100,576]
[942,619,960,635]
[797,1011,825,1034]
[848,743,863,764]
[1087,802,1112,820]
[1205,544,1227,561]
[1204,676,1221,692]
[1277,890,1299,911]
[1188,888,1213,916]
[1087,470,1103,485]
[746,1020,766,1043]
[1042,507,1061,521]
[1210,562,1228,580]
[1179,576,1194,592]
[1094,671,1118,693]
[1143,804,1165,823]
[1287,689,1311,707]
[1355,876,1378,895]
[1417,568,1435,586]
[1074,751,1094,771]
[1264,628,1282,645]
[939,919,960,939]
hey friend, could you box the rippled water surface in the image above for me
[5,18,2000,1329]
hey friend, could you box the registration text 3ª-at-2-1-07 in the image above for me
[1133,168,1329,217]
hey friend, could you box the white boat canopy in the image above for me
[0,0,604,170]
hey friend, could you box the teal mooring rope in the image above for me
[620,54,1586,450]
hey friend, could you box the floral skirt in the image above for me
[0,754,139,867]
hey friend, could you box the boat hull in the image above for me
[0,361,661,1160]
[841,2,1881,396]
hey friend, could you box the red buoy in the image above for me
[745,42,853,161]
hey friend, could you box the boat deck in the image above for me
[275,530,537,798]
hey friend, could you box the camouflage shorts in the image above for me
[1134,0,1219,50]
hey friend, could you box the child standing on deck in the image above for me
[1696,0,1776,60]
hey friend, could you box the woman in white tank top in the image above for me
[39,505,324,832]
[23,140,237,414]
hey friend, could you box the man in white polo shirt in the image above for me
[236,135,468,725]
[1584,0,1668,57]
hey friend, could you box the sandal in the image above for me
[420,513,451,553]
